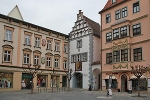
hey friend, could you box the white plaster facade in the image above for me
[69,10,100,90]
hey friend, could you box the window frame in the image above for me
[106,53,112,64]
[23,53,30,64]
[121,49,128,62]
[122,7,127,18]
[113,28,119,40]
[106,32,112,42]
[133,1,140,14]
[133,48,142,61]
[106,13,111,23]
[120,26,127,38]
[115,9,121,20]
[77,39,82,48]
[113,50,120,62]
[133,23,141,36]
[4,26,14,42]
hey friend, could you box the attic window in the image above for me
[112,0,116,4]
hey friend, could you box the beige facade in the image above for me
[100,0,150,93]
[0,6,68,91]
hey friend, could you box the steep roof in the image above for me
[99,0,128,14]
[8,5,24,21]
[83,15,100,37]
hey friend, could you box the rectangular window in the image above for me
[55,42,59,51]
[73,55,76,62]
[25,35,30,45]
[106,32,112,42]
[133,48,142,61]
[106,53,112,64]
[112,0,116,4]
[133,24,141,36]
[24,54,30,64]
[115,10,121,20]
[5,29,12,41]
[35,37,40,47]
[122,7,127,18]
[77,40,82,48]
[113,51,120,62]
[4,50,11,62]
[34,55,39,65]
[121,49,128,61]
[82,53,87,62]
[63,60,67,69]
[77,54,81,61]
[113,29,119,40]
[47,40,51,50]
[106,14,111,23]
[120,26,127,38]
[133,2,140,13]
[55,58,59,67]
[46,57,51,67]
[64,44,67,53]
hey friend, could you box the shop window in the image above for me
[105,79,118,89]
[37,75,47,87]
[132,78,147,91]
[0,72,13,88]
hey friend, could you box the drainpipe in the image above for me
[100,13,102,91]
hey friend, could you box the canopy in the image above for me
[130,75,146,79]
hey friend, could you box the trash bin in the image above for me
[128,90,132,94]
[118,89,120,92]
[89,85,92,91]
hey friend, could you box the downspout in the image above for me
[100,13,102,91]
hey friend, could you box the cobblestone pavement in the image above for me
[0,89,150,100]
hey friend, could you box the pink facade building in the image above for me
[99,0,150,93]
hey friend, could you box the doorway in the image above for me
[93,68,100,90]
[121,74,127,92]
[75,73,82,88]
[62,76,67,87]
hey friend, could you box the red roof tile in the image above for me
[100,0,128,13]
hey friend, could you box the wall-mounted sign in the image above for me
[42,39,46,47]
[75,62,82,71]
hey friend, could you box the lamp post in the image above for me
[23,64,43,94]
[65,68,75,91]
[131,65,148,97]
[49,68,56,92]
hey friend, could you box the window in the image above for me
[64,44,67,53]
[106,53,112,64]
[121,49,128,61]
[122,7,127,18]
[120,26,127,38]
[113,29,119,40]
[133,48,142,61]
[46,57,51,67]
[34,55,39,65]
[25,35,30,45]
[82,53,87,62]
[133,24,141,36]
[24,53,30,64]
[35,37,40,47]
[55,42,59,51]
[77,40,82,48]
[5,29,12,41]
[106,32,112,42]
[47,40,51,50]
[55,58,59,67]
[113,51,120,62]
[4,50,11,62]
[112,0,116,4]
[115,10,121,20]
[63,60,67,69]
[133,2,140,13]
[77,54,81,61]
[106,14,111,23]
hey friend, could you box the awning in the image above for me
[130,75,146,79]
[105,75,117,79]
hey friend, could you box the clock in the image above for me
[41,57,45,64]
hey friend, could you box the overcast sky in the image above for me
[0,0,107,34]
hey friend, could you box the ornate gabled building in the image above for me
[0,5,69,91]
[99,0,150,92]
[69,10,101,90]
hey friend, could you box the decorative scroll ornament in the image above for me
[113,63,128,69]
[113,39,128,46]
[113,44,129,50]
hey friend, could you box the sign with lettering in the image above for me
[113,44,129,51]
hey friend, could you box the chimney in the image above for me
[79,10,82,14]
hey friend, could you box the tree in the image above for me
[65,68,76,91]
[23,64,43,94]
[131,65,148,97]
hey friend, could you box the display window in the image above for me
[0,72,13,88]
[37,75,47,87]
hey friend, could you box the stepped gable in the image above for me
[83,15,100,36]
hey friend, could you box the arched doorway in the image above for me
[73,73,82,88]
[93,68,100,90]
[121,74,127,92]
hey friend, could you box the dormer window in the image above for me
[112,0,116,4]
